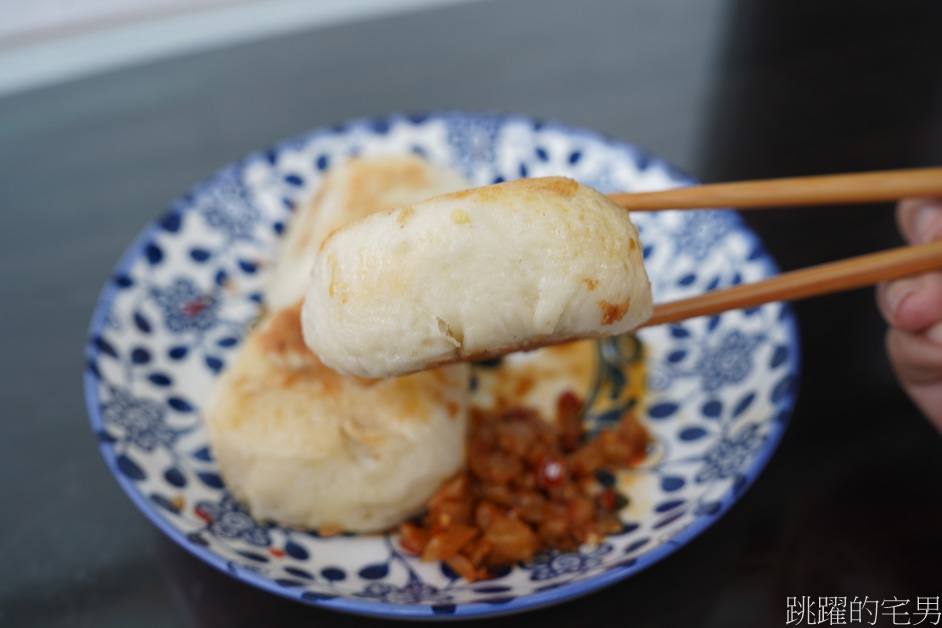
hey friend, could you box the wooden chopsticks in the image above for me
[644,239,942,327]
[606,166,942,327]
[607,167,942,211]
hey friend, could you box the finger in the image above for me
[896,197,942,245]
[885,322,942,387]
[877,272,942,332]
[877,275,920,327]
[886,325,942,430]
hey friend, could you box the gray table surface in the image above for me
[3,0,942,626]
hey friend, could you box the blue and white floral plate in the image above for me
[84,111,799,619]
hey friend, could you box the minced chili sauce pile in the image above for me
[398,391,647,582]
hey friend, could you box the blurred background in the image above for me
[1,0,942,626]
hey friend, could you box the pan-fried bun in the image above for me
[302,177,652,378]
[205,304,470,533]
[266,154,469,310]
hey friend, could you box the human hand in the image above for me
[876,198,942,432]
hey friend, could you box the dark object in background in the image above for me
[702,0,942,440]
[702,1,942,625]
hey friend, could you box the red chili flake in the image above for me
[536,456,565,489]
[194,507,212,522]
[269,548,285,558]
[598,488,617,511]
[182,299,208,317]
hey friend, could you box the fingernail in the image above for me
[886,277,919,315]
[927,321,942,346]
[914,203,942,244]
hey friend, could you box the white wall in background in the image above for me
[0,0,488,97]
[0,0,243,44]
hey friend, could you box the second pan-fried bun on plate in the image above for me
[302,177,653,378]
[205,303,470,533]
[265,154,470,310]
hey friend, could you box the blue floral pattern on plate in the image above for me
[196,493,272,547]
[101,387,175,452]
[151,278,219,333]
[84,111,800,619]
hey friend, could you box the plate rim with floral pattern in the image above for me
[83,110,800,619]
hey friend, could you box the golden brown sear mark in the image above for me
[598,297,631,326]
[397,207,415,227]
[533,176,580,197]
[257,302,311,360]
[582,277,599,291]
[346,161,431,217]
[445,176,580,203]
